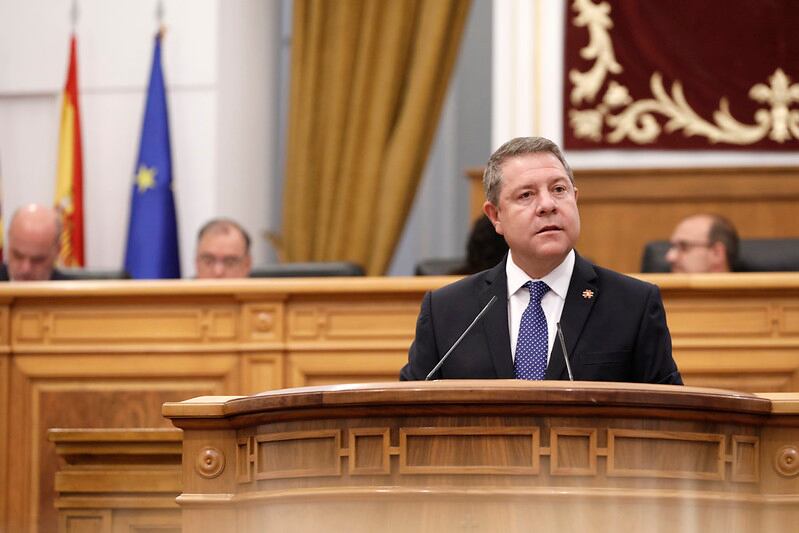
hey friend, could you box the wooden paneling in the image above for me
[0,345,7,532]
[241,303,284,345]
[0,303,9,532]
[286,352,409,387]
[651,273,799,392]
[286,298,419,348]
[163,382,799,533]
[241,353,283,395]
[49,429,181,533]
[550,428,597,476]
[0,306,10,348]
[467,166,799,273]
[7,354,234,533]
[349,428,391,475]
[2,275,799,530]
[60,510,111,533]
[400,427,541,475]
[0,279,436,533]
[607,429,726,480]
[254,430,342,480]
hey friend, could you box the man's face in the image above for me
[483,152,580,278]
[665,216,723,273]
[195,230,252,279]
[8,225,59,281]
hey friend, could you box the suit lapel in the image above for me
[478,259,514,378]
[546,253,598,380]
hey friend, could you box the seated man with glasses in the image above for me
[665,214,739,273]
[195,218,252,279]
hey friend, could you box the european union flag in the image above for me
[124,33,180,279]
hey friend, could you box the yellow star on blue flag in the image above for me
[135,165,157,193]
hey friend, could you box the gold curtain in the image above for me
[282,0,472,275]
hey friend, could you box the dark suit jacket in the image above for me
[0,264,68,281]
[400,253,682,384]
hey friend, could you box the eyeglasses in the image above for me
[197,254,246,269]
[667,240,713,253]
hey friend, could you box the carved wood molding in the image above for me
[233,426,758,484]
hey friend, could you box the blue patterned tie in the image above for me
[514,281,550,380]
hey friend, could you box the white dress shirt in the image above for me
[507,249,575,364]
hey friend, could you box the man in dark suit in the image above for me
[0,204,67,281]
[400,137,682,384]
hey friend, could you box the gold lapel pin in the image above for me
[582,289,595,299]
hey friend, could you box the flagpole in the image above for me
[70,0,78,32]
[156,0,164,23]
[156,0,165,36]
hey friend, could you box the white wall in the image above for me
[216,1,279,266]
[0,0,280,275]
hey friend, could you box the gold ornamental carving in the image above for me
[196,446,226,479]
[774,445,799,477]
[568,0,799,145]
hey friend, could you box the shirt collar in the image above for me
[506,249,575,300]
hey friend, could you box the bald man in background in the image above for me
[0,204,67,281]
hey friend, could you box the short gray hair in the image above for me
[483,137,574,205]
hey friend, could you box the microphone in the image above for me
[556,322,574,381]
[425,295,498,380]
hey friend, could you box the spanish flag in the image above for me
[54,35,85,267]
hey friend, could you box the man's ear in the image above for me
[710,241,728,269]
[483,201,503,235]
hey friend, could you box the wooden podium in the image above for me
[163,381,799,533]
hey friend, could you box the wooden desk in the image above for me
[2,274,799,531]
[163,381,799,533]
[48,428,182,533]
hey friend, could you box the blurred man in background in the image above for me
[0,204,66,281]
[666,214,738,273]
[450,215,509,275]
[195,218,252,279]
